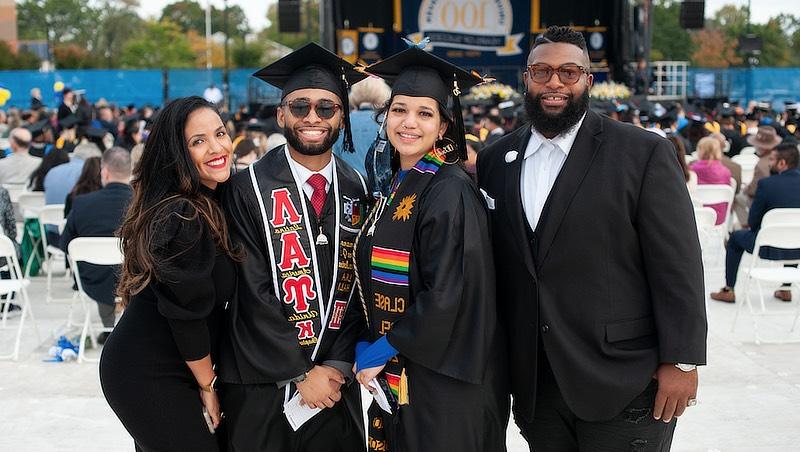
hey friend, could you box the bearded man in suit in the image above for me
[477,26,707,451]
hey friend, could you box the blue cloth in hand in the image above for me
[355,336,398,373]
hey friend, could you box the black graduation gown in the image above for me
[217,149,367,451]
[356,164,509,452]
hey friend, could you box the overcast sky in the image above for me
[135,0,797,34]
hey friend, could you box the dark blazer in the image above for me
[747,169,800,260]
[477,110,707,422]
[749,169,800,232]
[60,183,133,305]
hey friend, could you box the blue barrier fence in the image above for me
[687,67,800,109]
[0,68,280,110]
[1,67,799,111]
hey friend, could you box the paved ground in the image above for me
[2,256,800,451]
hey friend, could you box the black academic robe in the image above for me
[356,163,508,452]
[218,148,368,451]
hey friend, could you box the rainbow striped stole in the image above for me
[371,246,410,286]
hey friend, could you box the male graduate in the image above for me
[218,43,369,451]
[478,26,707,451]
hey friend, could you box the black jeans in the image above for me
[515,353,676,452]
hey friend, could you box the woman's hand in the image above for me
[355,364,386,392]
[199,389,221,429]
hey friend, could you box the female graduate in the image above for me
[352,44,508,451]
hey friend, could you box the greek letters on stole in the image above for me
[249,146,366,360]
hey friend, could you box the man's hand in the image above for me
[355,364,386,393]
[296,365,346,409]
[652,363,698,423]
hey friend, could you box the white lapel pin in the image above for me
[504,151,518,163]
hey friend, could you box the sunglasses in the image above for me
[281,99,342,120]
[524,64,589,85]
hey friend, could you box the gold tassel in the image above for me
[398,368,409,405]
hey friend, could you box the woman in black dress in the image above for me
[352,46,508,451]
[100,96,239,451]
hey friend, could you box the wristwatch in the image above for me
[199,375,218,393]
[674,363,696,372]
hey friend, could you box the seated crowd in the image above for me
[1,85,799,334]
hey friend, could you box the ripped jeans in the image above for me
[515,357,676,452]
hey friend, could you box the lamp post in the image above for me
[223,0,230,110]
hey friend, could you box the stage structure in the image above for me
[330,0,652,88]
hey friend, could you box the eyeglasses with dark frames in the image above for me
[523,64,589,85]
[281,98,342,120]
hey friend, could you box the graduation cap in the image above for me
[26,119,51,138]
[59,114,79,130]
[245,121,267,132]
[364,41,486,160]
[253,42,367,153]
[755,101,772,111]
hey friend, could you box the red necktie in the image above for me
[307,173,328,217]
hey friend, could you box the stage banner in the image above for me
[401,0,531,66]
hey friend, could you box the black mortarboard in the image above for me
[245,121,267,132]
[365,44,486,160]
[26,119,51,137]
[253,42,366,153]
[60,114,79,130]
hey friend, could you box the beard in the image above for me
[284,125,340,156]
[525,87,590,137]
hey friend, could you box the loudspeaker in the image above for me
[679,0,705,29]
[278,0,301,33]
[739,35,763,53]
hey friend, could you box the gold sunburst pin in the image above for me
[392,194,416,222]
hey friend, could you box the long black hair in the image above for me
[117,96,239,304]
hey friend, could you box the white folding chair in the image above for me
[67,237,123,363]
[732,224,800,344]
[0,235,39,360]
[2,183,27,204]
[694,207,717,242]
[692,184,735,264]
[38,205,74,305]
[732,154,759,186]
[762,208,800,227]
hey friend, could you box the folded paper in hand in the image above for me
[283,392,322,431]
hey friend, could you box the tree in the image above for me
[0,42,42,70]
[232,40,267,68]
[120,20,195,69]
[95,0,145,68]
[711,5,792,67]
[54,44,99,69]
[690,28,742,68]
[650,0,693,61]
[160,0,205,35]
[16,0,100,46]
[187,29,226,68]
[260,0,320,50]
[161,1,250,39]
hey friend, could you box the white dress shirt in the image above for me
[520,114,586,230]
[286,147,333,200]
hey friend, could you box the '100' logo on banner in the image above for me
[407,0,523,56]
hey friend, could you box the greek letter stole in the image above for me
[248,146,367,361]
[354,148,446,451]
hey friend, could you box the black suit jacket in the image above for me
[477,111,707,422]
[60,183,132,305]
